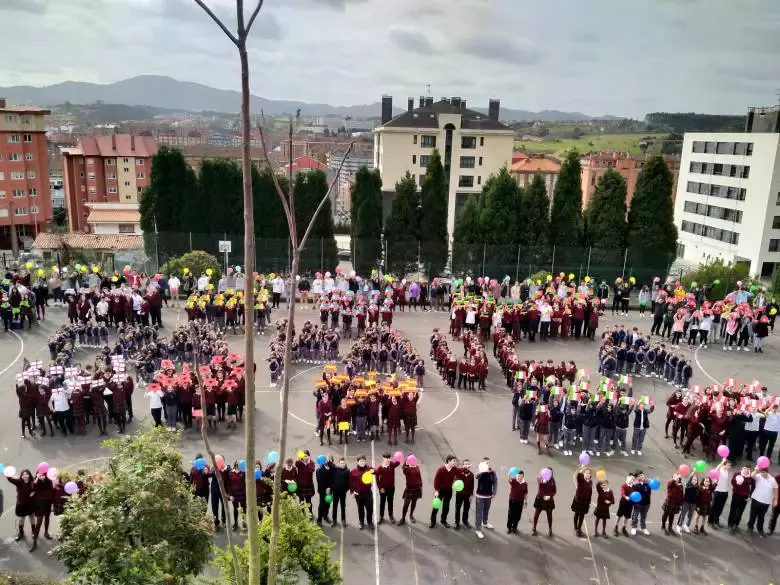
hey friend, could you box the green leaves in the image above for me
[384,172,420,276]
[550,150,584,246]
[350,167,383,274]
[584,168,628,248]
[627,155,677,260]
[419,149,449,276]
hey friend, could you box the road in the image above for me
[0,303,778,584]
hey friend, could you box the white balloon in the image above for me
[4,466,17,478]
[478,461,489,474]
[46,467,58,481]
[349,270,356,278]
[235,266,242,273]
[296,275,301,281]
[325,271,331,278]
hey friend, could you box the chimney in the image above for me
[111,134,117,150]
[381,95,393,125]
[0,97,6,108]
[425,97,433,107]
[488,99,500,121]
[461,100,467,110]
[419,96,425,108]
[451,97,461,109]
[407,97,414,112]
[131,135,136,151]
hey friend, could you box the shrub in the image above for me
[679,259,750,300]
[160,250,222,280]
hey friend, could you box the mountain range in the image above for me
[0,75,622,122]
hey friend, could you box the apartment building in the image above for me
[674,114,780,277]
[373,95,515,239]
[0,98,52,248]
[62,134,157,232]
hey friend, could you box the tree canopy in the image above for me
[518,172,550,247]
[549,150,584,247]
[584,168,628,248]
[419,149,449,276]
[384,172,420,276]
[479,168,522,245]
[350,167,383,274]
[627,155,678,263]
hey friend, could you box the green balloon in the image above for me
[694,460,707,473]
[750,285,758,292]
[712,279,720,285]
[325,493,333,504]
[453,479,464,492]
[431,497,442,510]
[287,481,297,493]
[691,282,698,288]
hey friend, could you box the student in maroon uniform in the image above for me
[593,479,614,538]
[374,452,400,524]
[507,470,528,534]
[454,459,474,530]
[29,470,55,552]
[228,463,247,532]
[612,473,635,536]
[533,468,557,537]
[661,473,684,535]
[386,396,401,446]
[430,455,457,528]
[728,465,755,532]
[349,455,375,530]
[401,391,419,444]
[7,469,34,542]
[295,451,316,517]
[571,466,593,538]
[398,456,422,526]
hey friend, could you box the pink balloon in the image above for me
[678,464,691,477]
[215,454,226,471]
[406,455,417,466]
[708,469,720,481]
[46,468,58,481]
[735,475,745,485]
[37,462,49,475]
[64,481,78,495]
[540,468,552,482]
[717,445,729,458]
[757,456,770,469]
[392,451,404,464]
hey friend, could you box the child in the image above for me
[534,404,551,455]
[507,470,528,534]
[571,465,593,538]
[693,476,713,534]
[676,473,699,534]
[661,473,684,535]
[532,469,556,537]
[613,473,635,536]
[594,478,615,538]
[398,456,422,526]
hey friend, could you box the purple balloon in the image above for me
[540,468,552,482]
[64,481,78,495]
[578,453,590,465]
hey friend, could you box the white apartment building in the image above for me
[373,96,515,240]
[674,130,780,277]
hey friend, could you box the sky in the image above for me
[0,0,778,118]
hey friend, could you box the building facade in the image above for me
[0,98,52,248]
[510,153,560,195]
[61,134,157,232]
[580,151,680,209]
[373,96,515,239]
[85,202,142,235]
[673,131,780,277]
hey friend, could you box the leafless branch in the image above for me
[256,115,295,233]
[245,0,265,35]
[193,0,239,46]
[298,141,355,252]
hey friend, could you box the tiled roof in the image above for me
[77,135,157,158]
[0,105,50,114]
[380,100,511,131]
[33,233,144,251]
[511,157,561,173]
[283,155,328,173]
[86,209,141,224]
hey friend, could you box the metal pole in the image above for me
[550,244,555,276]
[320,237,324,274]
[224,233,228,276]
[586,246,592,277]
[482,242,486,276]
[515,244,520,283]
[189,232,193,252]
[153,213,160,273]
[621,247,628,280]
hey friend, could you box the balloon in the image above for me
[735,475,745,485]
[578,453,591,465]
[37,462,49,475]
[206,268,213,276]
[595,470,606,481]
[235,265,242,273]
[64,481,78,495]
[453,479,465,492]
[51,265,59,272]
[568,273,575,281]
[362,471,373,485]
[36,269,45,277]
[694,460,707,473]
[227,267,233,275]
[3,466,16,478]
[540,468,552,482]
[194,458,206,471]
[392,451,404,464]
[325,493,333,504]
[648,478,661,491]
[0,464,4,473]
[757,456,770,469]
[432,497,442,510]
[183,268,190,275]
[92,266,99,273]
[215,454,226,470]
[584,276,591,283]
[46,468,58,481]
[678,464,691,477]
[546,275,552,282]
[508,466,519,478]
[629,491,642,503]
[691,281,698,288]
[708,469,720,481]
[74,263,81,271]
[406,455,417,466]
[25,261,33,269]
[238,460,247,472]
[717,445,729,458]
[296,450,305,460]
[712,279,720,285]
[287,481,298,493]
[267,451,280,464]
[315,454,327,466]
[628,276,636,284]
[255,468,263,480]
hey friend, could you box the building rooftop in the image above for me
[0,98,50,115]
[511,156,562,173]
[281,155,328,173]
[86,208,141,224]
[380,100,511,132]
[33,232,144,251]
[62,134,158,158]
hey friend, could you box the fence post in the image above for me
[481,242,487,276]
[621,248,628,280]
[515,244,520,283]
[189,232,193,252]
[321,237,324,274]
[154,231,160,274]
[550,245,555,276]
[586,246,592,277]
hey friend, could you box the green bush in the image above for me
[530,270,552,284]
[680,259,750,300]
[0,573,64,585]
[160,250,222,280]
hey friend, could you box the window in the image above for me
[716,142,734,155]
[122,157,129,163]
[458,175,474,188]
[729,164,738,177]
[460,156,475,169]
[118,224,136,234]
[4,114,18,123]
[88,187,97,194]
[683,201,742,223]
[108,186,118,194]
[0,172,3,180]
[704,141,716,153]
[480,137,484,147]
[27,170,35,179]
[461,136,477,149]
[124,181,131,187]
[412,155,417,164]
[24,153,33,161]
[80,185,85,192]
[773,217,780,229]
[137,186,143,194]
[700,162,709,174]
[10,171,24,180]
[692,141,705,153]
[741,166,750,178]
[23,134,32,143]
[8,152,21,161]
[680,220,739,244]
[478,176,482,185]
[421,135,436,148]
[686,181,746,201]
[413,135,417,145]
[777,192,780,205]
[479,156,483,166]
[14,207,27,216]
[12,189,24,197]
[135,158,144,165]
[30,206,38,214]
[106,158,115,165]
[79,171,84,178]
[0,209,7,218]
[770,239,780,253]
[107,172,117,179]
[0,190,5,198]
[713,163,723,176]
[28,188,37,197]
[78,159,84,165]
[87,158,94,166]
[123,167,130,173]
[87,173,95,180]
[7,134,19,144]
[420,154,431,167]
[734,142,753,156]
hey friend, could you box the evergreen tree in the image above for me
[584,168,628,248]
[419,149,449,276]
[198,158,243,235]
[452,194,484,275]
[384,172,420,276]
[627,155,678,263]
[549,150,584,246]
[293,169,338,273]
[479,168,521,244]
[252,166,290,272]
[350,167,383,274]
[519,172,550,246]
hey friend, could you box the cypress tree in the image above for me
[419,149,449,276]
[584,168,628,248]
[384,172,420,276]
[252,165,290,272]
[479,168,521,244]
[293,169,338,273]
[549,150,584,246]
[198,158,243,235]
[452,194,484,274]
[627,156,678,263]
[519,172,550,246]
[350,167,383,274]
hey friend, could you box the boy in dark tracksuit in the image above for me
[562,403,579,455]
[316,457,335,526]
[209,465,229,530]
[616,344,627,375]
[331,457,350,527]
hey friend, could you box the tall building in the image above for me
[0,98,52,249]
[373,95,515,239]
[673,110,780,277]
[510,152,560,194]
[580,152,680,208]
[61,134,157,232]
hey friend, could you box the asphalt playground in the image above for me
[0,302,778,585]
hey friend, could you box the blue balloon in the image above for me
[315,454,327,466]
[648,478,661,491]
[0,464,5,473]
[508,466,519,478]
[629,491,642,503]
[267,451,280,465]
[194,458,206,471]
[255,468,263,480]
[238,460,247,472]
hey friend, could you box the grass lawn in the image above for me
[515,133,660,159]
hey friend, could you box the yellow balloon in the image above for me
[25,261,33,269]
[36,269,45,277]
[568,273,575,281]
[296,450,305,460]
[361,471,373,485]
[269,272,276,280]
[182,267,190,275]
[51,265,59,272]
[92,266,100,273]
[535,279,541,285]
[80,265,88,273]
[596,469,606,481]
[629,276,636,284]
[206,268,213,276]
[584,276,591,283]
[546,275,553,282]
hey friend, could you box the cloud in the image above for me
[312,0,368,10]
[3,0,51,14]
[457,37,539,66]
[388,26,436,54]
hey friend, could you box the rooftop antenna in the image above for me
[426,83,431,98]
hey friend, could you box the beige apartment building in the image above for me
[373,96,515,239]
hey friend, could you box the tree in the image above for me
[213,496,341,585]
[53,429,213,585]
[294,170,339,273]
[253,166,290,272]
[627,155,678,263]
[384,172,420,276]
[52,207,67,228]
[549,150,584,247]
[518,172,550,247]
[350,166,383,274]
[419,149,448,276]
[160,250,222,279]
[198,158,244,235]
[479,167,521,244]
[583,168,628,248]
[452,195,483,274]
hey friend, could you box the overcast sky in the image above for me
[1,0,777,118]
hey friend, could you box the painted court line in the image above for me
[370,439,381,585]
[0,331,25,377]
[693,345,719,384]
[433,391,460,425]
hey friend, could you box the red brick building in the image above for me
[0,98,51,249]
[62,134,157,232]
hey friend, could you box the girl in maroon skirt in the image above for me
[570,466,593,538]
[398,458,422,526]
[593,479,615,537]
[7,469,34,541]
[532,470,557,537]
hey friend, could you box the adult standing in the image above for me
[474,458,498,539]
[709,459,731,528]
[746,466,778,536]
[430,455,457,528]
[271,274,284,309]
